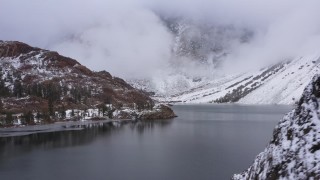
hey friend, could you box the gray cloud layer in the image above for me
[1,0,320,78]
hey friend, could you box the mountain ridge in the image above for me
[0,41,175,125]
[136,53,320,105]
[128,18,320,105]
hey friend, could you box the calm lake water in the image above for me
[0,104,292,180]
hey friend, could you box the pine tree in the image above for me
[0,100,3,113]
[13,80,23,98]
[48,98,54,116]
[0,72,10,97]
[36,112,41,120]
[42,110,51,123]
[60,106,66,119]
[24,111,34,125]
[5,112,13,125]
[71,109,75,117]
[107,109,114,119]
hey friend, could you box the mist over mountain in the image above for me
[2,2,320,179]
[1,0,320,99]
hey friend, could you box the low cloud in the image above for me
[1,0,320,78]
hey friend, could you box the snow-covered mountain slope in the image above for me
[128,17,320,105]
[128,17,254,96]
[233,74,320,180]
[0,41,154,113]
[151,54,320,105]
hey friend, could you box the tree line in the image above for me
[0,76,94,126]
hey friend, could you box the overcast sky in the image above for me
[1,0,320,78]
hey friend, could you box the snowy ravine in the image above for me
[138,54,320,105]
[128,17,320,105]
[233,74,320,180]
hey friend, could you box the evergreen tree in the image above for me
[107,109,114,119]
[48,98,54,116]
[60,106,66,119]
[5,112,13,125]
[13,80,23,98]
[42,110,51,123]
[36,112,41,121]
[71,109,75,117]
[24,111,34,125]
[0,100,3,113]
[97,103,108,116]
[0,72,10,97]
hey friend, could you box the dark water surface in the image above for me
[0,104,291,180]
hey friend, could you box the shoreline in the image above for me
[0,119,133,137]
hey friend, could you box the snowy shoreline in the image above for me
[0,119,132,137]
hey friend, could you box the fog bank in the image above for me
[1,0,320,78]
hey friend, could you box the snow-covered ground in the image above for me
[233,74,320,179]
[239,54,320,104]
[132,53,320,105]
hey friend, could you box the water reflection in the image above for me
[0,119,173,159]
[130,120,172,134]
[0,105,291,180]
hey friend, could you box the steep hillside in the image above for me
[0,41,175,125]
[152,54,320,104]
[129,17,320,105]
[233,74,320,179]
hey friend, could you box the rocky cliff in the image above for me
[0,41,175,124]
[233,74,320,179]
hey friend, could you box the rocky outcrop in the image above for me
[0,41,152,108]
[0,41,175,121]
[233,74,320,180]
[112,104,177,120]
[138,105,177,120]
[0,41,40,58]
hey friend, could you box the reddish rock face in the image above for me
[0,41,153,113]
[0,41,40,58]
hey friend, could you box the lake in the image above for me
[0,104,292,180]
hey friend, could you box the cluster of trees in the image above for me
[214,84,259,103]
[0,71,10,97]
[135,101,154,111]
[0,70,155,126]
[0,111,49,126]
[0,67,93,104]
[97,103,114,119]
[16,82,92,103]
[0,75,95,125]
[2,80,93,102]
[0,101,116,127]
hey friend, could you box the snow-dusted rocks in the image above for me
[138,104,177,120]
[0,41,152,107]
[0,41,175,124]
[112,104,176,120]
[233,74,320,180]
